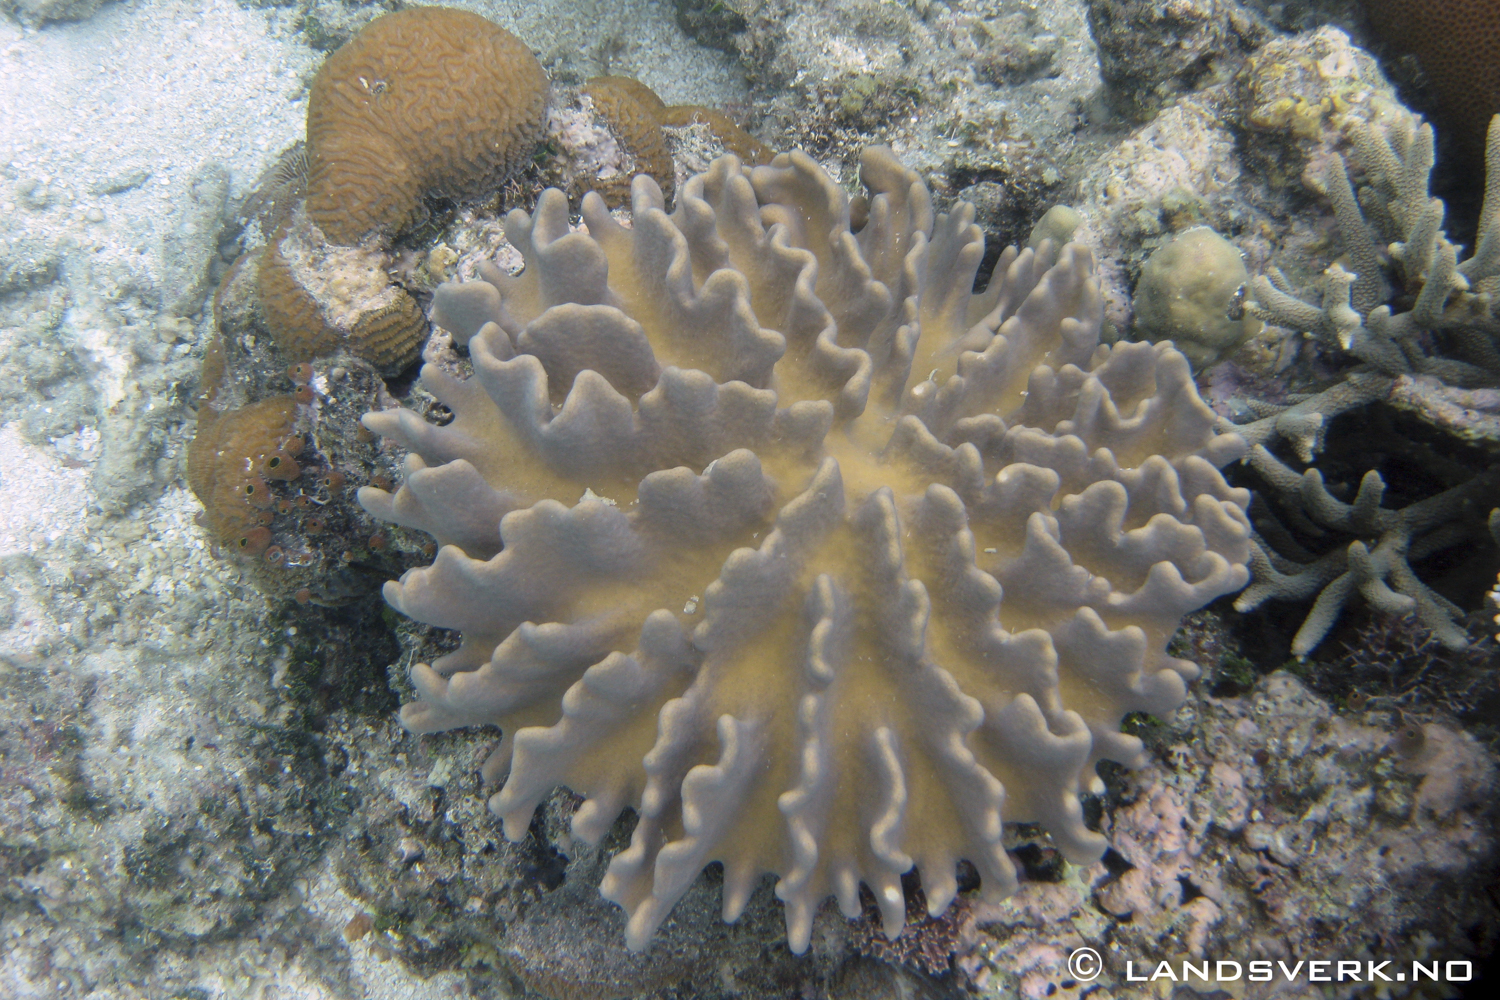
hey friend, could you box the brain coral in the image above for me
[1361,0,1500,163]
[576,75,774,207]
[305,7,549,244]
[359,148,1253,951]
[580,76,678,205]
[259,216,428,373]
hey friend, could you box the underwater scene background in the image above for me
[0,0,1497,997]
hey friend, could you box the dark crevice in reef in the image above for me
[274,596,403,719]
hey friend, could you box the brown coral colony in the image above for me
[304,7,548,244]
[191,7,555,603]
[581,74,774,206]
[1360,0,1500,165]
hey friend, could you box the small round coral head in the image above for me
[1131,227,1261,369]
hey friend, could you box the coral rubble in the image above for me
[360,146,1254,952]
[1084,0,1267,123]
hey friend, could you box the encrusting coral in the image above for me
[188,387,301,555]
[359,147,1253,951]
[304,6,549,245]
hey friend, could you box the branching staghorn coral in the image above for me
[1245,113,1500,385]
[1223,367,1392,463]
[359,147,1252,951]
[1227,114,1500,653]
[1231,116,1500,462]
[1235,445,1498,656]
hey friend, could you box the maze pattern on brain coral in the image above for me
[579,76,774,208]
[359,148,1253,952]
[581,76,678,206]
[258,229,342,361]
[305,7,549,244]
[259,215,429,374]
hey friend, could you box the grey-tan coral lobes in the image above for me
[357,146,1253,953]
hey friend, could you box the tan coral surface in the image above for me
[579,76,773,207]
[260,213,428,373]
[305,7,549,244]
[360,148,1253,952]
[581,76,678,205]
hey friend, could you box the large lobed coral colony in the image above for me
[359,147,1254,950]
